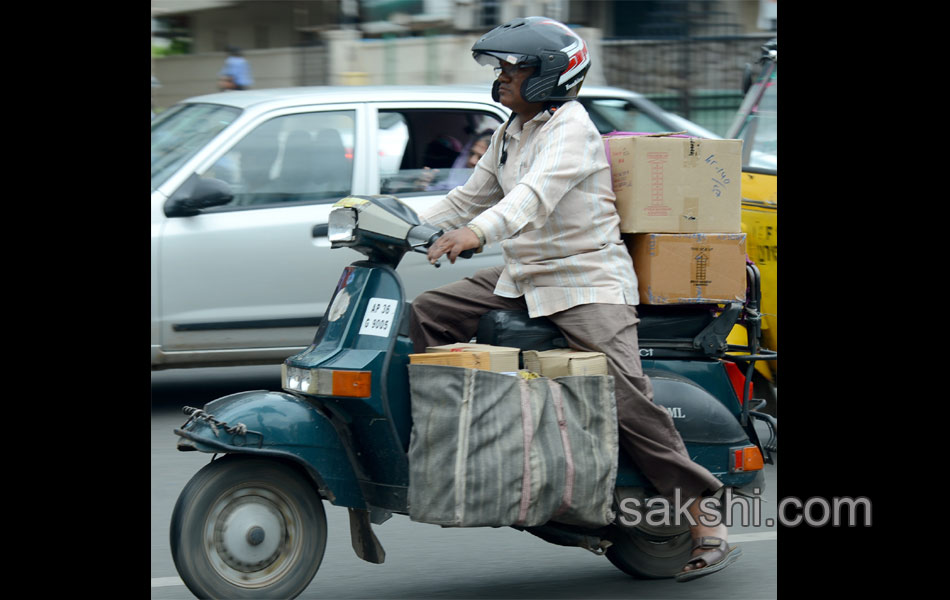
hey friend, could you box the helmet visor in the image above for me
[473,51,539,69]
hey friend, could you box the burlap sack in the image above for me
[407,364,618,528]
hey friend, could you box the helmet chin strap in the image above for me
[498,111,516,166]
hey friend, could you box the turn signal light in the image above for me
[730,445,764,472]
[332,370,372,398]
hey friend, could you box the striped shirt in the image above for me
[420,100,640,318]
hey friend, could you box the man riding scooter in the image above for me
[410,16,741,582]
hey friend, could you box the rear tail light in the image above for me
[723,361,752,405]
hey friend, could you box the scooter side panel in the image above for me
[614,364,760,491]
[645,359,743,416]
[174,390,366,508]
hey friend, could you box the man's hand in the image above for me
[428,228,480,265]
[414,167,439,190]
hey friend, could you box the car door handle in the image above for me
[312,224,328,238]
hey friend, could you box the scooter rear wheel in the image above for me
[170,454,328,599]
[605,526,694,579]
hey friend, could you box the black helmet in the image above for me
[472,16,590,103]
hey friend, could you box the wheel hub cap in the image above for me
[214,496,285,572]
[246,525,266,546]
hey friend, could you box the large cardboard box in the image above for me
[425,343,521,373]
[603,134,742,233]
[523,349,609,377]
[626,233,747,305]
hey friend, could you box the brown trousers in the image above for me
[409,266,723,500]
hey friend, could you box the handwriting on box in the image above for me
[705,154,732,198]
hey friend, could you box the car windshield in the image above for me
[730,67,777,172]
[577,97,671,135]
[151,103,241,191]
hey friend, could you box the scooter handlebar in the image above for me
[408,224,475,266]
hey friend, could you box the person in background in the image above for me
[218,46,254,91]
[417,130,495,191]
[460,131,493,169]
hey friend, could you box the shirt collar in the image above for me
[509,107,555,139]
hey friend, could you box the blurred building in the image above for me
[151,0,776,135]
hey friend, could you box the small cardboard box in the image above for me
[603,134,742,233]
[425,343,520,373]
[523,349,609,377]
[626,233,747,305]
[410,351,491,370]
[522,349,566,375]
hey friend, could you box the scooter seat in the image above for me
[475,303,739,358]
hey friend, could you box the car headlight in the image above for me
[281,364,371,398]
[328,207,356,243]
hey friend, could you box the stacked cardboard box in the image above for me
[523,349,609,377]
[625,233,747,305]
[413,343,521,373]
[603,132,748,305]
[409,351,490,370]
[409,344,609,378]
[603,133,742,234]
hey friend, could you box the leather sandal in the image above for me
[675,536,742,583]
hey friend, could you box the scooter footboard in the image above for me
[173,390,365,509]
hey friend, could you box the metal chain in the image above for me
[181,406,248,437]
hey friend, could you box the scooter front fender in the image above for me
[173,389,365,509]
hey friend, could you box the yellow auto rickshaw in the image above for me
[727,39,777,413]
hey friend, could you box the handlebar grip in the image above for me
[459,249,475,259]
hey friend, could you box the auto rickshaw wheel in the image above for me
[170,454,328,599]
[605,525,694,579]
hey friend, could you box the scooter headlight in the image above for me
[282,364,371,398]
[328,207,357,243]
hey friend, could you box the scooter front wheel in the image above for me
[170,455,328,599]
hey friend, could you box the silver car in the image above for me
[150,84,716,369]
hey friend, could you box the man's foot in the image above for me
[676,502,740,582]
[676,535,742,582]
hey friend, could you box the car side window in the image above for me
[377,109,501,195]
[204,110,356,208]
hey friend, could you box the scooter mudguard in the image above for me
[173,389,365,509]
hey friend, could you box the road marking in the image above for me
[151,576,184,588]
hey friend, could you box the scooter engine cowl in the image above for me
[648,371,748,445]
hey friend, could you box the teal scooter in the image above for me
[170,194,776,599]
